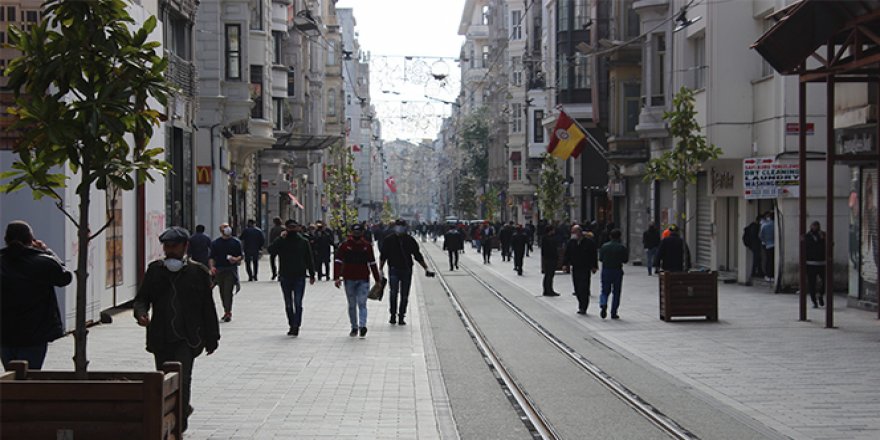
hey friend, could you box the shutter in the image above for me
[696,174,712,268]
[861,168,878,303]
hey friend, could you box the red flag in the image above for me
[385,176,397,193]
[287,192,304,209]
[352,144,362,152]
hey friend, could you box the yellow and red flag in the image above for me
[546,111,586,160]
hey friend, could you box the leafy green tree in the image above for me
[481,185,501,222]
[644,86,722,237]
[325,142,358,231]
[454,175,478,219]
[380,198,395,224]
[458,107,489,186]
[537,153,564,221]
[1,0,171,377]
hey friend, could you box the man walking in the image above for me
[805,221,826,308]
[760,213,776,282]
[481,221,496,264]
[1,221,72,370]
[642,222,661,276]
[655,225,690,273]
[380,219,430,325]
[499,221,514,262]
[187,225,212,266]
[209,223,243,322]
[598,229,628,319]
[134,227,220,432]
[442,225,464,270]
[541,225,560,296]
[312,221,334,281]
[334,224,383,337]
[511,224,529,275]
[268,217,284,280]
[240,219,265,281]
[563,225,598,314]
[268,220,316,336]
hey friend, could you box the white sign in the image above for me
[743,157,800,200]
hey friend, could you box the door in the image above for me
[695,174,712,268]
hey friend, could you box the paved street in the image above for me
[39,241,880,439]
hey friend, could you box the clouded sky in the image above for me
[335,0,466,142]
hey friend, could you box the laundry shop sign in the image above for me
[743,157,800,200]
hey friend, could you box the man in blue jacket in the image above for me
[240,219,265,281]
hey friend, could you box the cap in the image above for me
[351,224,364,233]
[285,219,300,227]
[159,226,190,244]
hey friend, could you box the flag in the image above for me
[547,110,586,160]
[352,144,362,152]
[385,176,397,193]
[288,192,304,209]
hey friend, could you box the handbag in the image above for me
[368,277,386,301]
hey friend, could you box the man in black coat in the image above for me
[499,221,514,262]
[187,224,212,266]
[541,226,561,296]
[742,215,764,279]
[312,221,334,281]
[642,222,661,276]
[442,225,465,271]
[240,219,265,281]
[1,221,72,370]
[511,224,529,275]
[655,225,690,273]
[563,225,598,314]
[805,221,826,308]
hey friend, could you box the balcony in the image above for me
[464,67,489,84]
[465,24,489,39]
[166,54,196,97]
[606,136,649,163]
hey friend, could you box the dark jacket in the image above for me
[443,229,465,251]
[380,233,426,269]
[187,232,212,266]
[268,233,315,279]
[133,259,220,355]
[805,230,826,264]
[511,231,529,254]
[563,237,599,271]
[642,228,661,250]
[499,226,514,244]
[1,245,72,346]
[655,234,691,272]
[742,222,761,249]
[541,235,560,260]
[312,229,334,259]
[268,225,285,251]
[240,226,265,255]
[210,236,243,271]
[599,239,629,270]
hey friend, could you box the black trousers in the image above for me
[572,270,591,312]
[270,252,278,277]
[447,249,459,269]
[806,264,826,304]
[482,244,493,263]
[501,242,511,260]
[764,246,775,278]
[245,254,259,280]
[750,246,763,278]
[153,342,196,426]
[513,250,524,271]
[542,258,556,294]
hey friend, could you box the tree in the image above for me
[644,86,722,237]
[537,153,565,221]
[481,185,501,222]
[454,175,478,219]
[380,198,395,224]
[325,141,358,231]
[1,0,171,377]
[458,107,489,186]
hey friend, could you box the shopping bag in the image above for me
[368,278,386,301]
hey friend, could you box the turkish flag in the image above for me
[385,176,397,193]
[352,144,362,152]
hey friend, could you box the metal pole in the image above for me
[876,71,880,320]
[825,66,835,329]
[799,74,807,322]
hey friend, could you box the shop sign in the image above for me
[836,126,875,156]
[743,157,799,199]
[196,166,212,185]
[608,179,626,197]
[785,122,814,136]
[707,159,742,197]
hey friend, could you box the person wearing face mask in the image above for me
[133,227,220,432]
[380,219,431,325]
[268,220,316,336]
[209,223,243,322]
[562,225,598,314]
[1,221,73,370]
[334,224,383,337]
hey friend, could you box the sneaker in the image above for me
[818,296,825,306]
[349,329,358,337]
[359,327,368,337]
[221,313,232,323]
[576,310,586,315]
[398,318,407,326]
[287,328,296,336]
[600,307,607,319]
[390,315,397,325]
[543,292,560,297]
[611,315,620,320]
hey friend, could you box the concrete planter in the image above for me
[1,361,182,440]
[659,271,719,321]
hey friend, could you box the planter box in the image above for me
[659,271,719,321]
[1,360,182,440]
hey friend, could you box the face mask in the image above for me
[222,227,232,236]
[571,234,579,240]
[164,258,184,273]
[394,226,406,234]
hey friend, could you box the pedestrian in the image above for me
[209,223,243,322]
[525,221,535,256]
[187,224,212,267]
[760,213,776,282]
[599,229,628,319]
[805,221,826,308]
[133,227,220,432]
[267,220,316,336]
[654,225,690,273]
[642,222,661,276]
[380,219,431,325]
[334,224,383,337]
[562,224,598,314]
[500,221,514,262]
[312,220,334,281]
[443,225,464,270]
[471,223,481,250]
[541,225,561,296]
[268,217,284,280]
[742,215,764,280]
[1,221,73,370]
[240,219,265,281]
[481,221,496,264]
[511,224,529,275]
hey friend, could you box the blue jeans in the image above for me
[388,267,413,318]
[279,276,306,329]
[345,280,370,330]
[1,343,49,370]
[600,268,624,315]
[645,247,658,275]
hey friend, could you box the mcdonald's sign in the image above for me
[196,166,212,185]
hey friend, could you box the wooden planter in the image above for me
[659,271,719,321]
[1,360,182,440]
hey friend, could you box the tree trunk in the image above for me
[675,179,688,270]
[73,161,91,379]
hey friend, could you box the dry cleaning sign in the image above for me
[743,157,800,200]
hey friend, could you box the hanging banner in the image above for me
[743,157,800,200]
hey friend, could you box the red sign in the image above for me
[261,180,269,189]
[196,166,212,185]
[785,122,814,136]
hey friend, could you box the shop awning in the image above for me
[288,192,304,209]
[509,151,522,162]
[273,133,342,151]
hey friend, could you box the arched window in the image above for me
[327,89,336,116]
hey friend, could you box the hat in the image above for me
[285,219,300,227]
[159,226,190,244]
[351,224,364,233]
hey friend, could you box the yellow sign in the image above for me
[196,166,212,185]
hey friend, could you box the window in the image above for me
[327,88,336,116]
[511,56,522,86]
[0,31,4,44]
[273,98,284,130]
[347,94,351,105]
[25,10,37,22]
[574,54,589,89]
[557,1,569,32]
[469,46,475,69]
[760,19,773,77]
[651,33,665,105]
[623,83,640,135]
[574,1,590,29]
[692,35,705,89]
[482,46,490,68]
[625,0,640,38]
[327,41,336,66]
[0,7,4,21]
[511,103,522,133]
[287,67,295,96]
[511,10,522,40]
[168,15,190,60]
[225,25,241,80]
[512,164,522,181]
[533,110,544,143]
[557,59,569,89]
[273,31,283,64]
[7,7,16,23]
[250,0,262,31]
[482,5,490,25]
[250,65,264,119]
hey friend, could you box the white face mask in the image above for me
[571,234,579,240]
[222,227,233,236]
[164,258,184,272]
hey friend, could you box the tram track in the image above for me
[424,246,699,440]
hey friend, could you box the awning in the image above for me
[288,192,304,209]
[273,133,342,151]
[509,151,522,162]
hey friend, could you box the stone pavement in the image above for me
[42,259,452,440]
[458,243,880,440]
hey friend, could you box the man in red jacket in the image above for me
[334,224,383,337]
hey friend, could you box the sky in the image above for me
[335,0,466,142]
